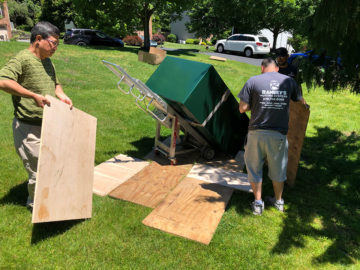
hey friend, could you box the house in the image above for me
[170,12,195,42]
[0,1,12,41]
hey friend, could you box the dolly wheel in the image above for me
[170,159,177,165]
[154,149,160,155]
[202,148,215,160]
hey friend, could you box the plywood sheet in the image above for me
[109,162,192,208]
[142,177,233,245]
[93,154,149,196]
[287,101,310,186]
[210,56,227,62]
[187,164,251,192]
[32,95,97,223]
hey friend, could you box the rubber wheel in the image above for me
[170,159,177,165]
[76,41,87,46]
[244,48,253,57]
[202,148,215,161]
[217,44,224,53]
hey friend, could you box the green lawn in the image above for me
[0,41,359,269]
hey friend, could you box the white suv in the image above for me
[215,34,270,57]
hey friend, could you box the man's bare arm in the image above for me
[0,79,50,108]
[239,100,250,113]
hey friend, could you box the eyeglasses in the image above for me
[46,38,59,47]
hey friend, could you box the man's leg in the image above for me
[272,180,284,201]
[250,182,262,201]
[12,118,41,206]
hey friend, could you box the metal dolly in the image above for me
[102,60,215,165]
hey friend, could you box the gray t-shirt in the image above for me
[238,72,302,134]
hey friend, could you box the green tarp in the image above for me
[146,56,248,155]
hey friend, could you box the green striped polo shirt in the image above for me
[0,49,58,124]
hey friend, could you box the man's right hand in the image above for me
[33,94,50,108]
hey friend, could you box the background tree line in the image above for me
[5,0,359,93]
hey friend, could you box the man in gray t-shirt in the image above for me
[238,58,305,215]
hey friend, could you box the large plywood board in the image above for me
[287,101,310,186]
[142,177,233,245]
[93,154,149,196]
[109,162,192,208]
[187,164,251,192]
[32,95,97,223]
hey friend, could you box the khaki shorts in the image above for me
[244,129,288,183]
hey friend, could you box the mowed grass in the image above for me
[0,41,359,269]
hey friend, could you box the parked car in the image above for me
[64,29,124,47]
[215,34,270,57]
[139,35,158,47]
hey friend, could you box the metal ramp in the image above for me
[102,60,215,165]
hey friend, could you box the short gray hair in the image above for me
[30,21,60,43]
[261,58,278,68]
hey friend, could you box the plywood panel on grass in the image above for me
[187,164,251,192]
[93,154,149,196]
[109,162,192,208]
[287,101,310,187]
[142,177,233,245]
[32,95,97,223]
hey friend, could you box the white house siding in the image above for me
[170,13,196,42]
[259,29,294,52]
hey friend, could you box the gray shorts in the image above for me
[244,129,288,183]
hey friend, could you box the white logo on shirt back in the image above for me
[270,80,279,90]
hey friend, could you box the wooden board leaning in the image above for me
[32,95,97,223]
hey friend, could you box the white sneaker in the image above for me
[26,197,34,209]
[251,201,264,215]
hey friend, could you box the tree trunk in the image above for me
[272,28,280,51]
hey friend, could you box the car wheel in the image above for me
[244,48,253,57]
[217,44,224,53]
[76,41,87,46]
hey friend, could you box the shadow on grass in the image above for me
[31,219,84,245]
[272,127,360,265]
[0,181,28,206]
[228,127,360,265]
[76,44,201,58]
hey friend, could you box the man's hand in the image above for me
[55,84,73,109]
[33,94,50,108]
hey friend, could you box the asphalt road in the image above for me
[201,51,264,66]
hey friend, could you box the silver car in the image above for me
[215,34,270,57]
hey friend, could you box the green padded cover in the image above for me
[146,56,248,155]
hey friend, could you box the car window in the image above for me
[96,32,107,38]
[259,37,269,42]
[84,30,95,36]
[246,36,255,41]
[72,30,80,35]
[228,36,239,41]
[238,36,248,41]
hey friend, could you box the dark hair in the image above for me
[261,58,278,68]
[30,21,60,43]
[275,47,288,57]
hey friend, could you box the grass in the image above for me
[0,41,359,269]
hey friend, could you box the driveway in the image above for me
[201,51,263,66]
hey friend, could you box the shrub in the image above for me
[206,40,212,46]
[201,42,206,46]
[123,35,142,46]
[167,33,177,43]
[193,39,200,44]
[153,33,165,45]
[185,39,194,44]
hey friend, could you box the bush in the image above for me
[193,39,200,44]
[153,33,165,45]
[201,42,206,46]
[206,40,212,46]
[123,35,142,46]
[167,33,177,43]
[185,39,194,44]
